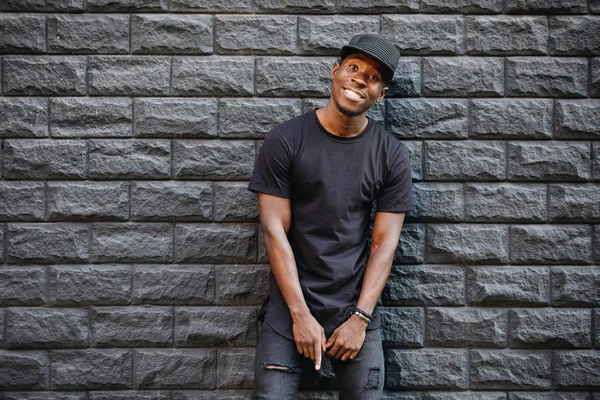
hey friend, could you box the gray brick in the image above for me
[423,57,504,96]
[7,223,89,264]
[91,223,173,263]
[0,14,45,54]
[92,306,173,347]
[215,265,268,305]
[510,308,591,349]
[133,265,214,305]
[86,0,167,11]
[4,393,88,400]
[593,0,600,13]
[404,141,423,181]
[50,98,132,138]
[555,351,600,388]
[134,349,216,389]
[395,223,425,264]
[217,349,254,389]
[170,0,251,12]
[383,265,465,306]
[381,15,463,56]
[593,59,600,97]
[465,183,547,222]
[135,98,217,138]
[555,100,600,139]
[426,308,507,348]
[3,139,87,179]
[47,182,129,221]
[255,56,333,97]
[385,349,468,389]
[88,139,171,179]
[549,184,600,222]
[420,0,503,13]
[0,98,48,138]
[470,99,553,139]
[216,15,295,55]
[298,16,379,55]
[506,58,588,97]
[0,266,47,306]
[218,98,301,138]
[0,227,4,263]
[382,394,506,400]
[380,307,424,348]
[0,182,45,221]
[427,224,508,264]
[468,266,549,306]
[471,350,551,389]
[132,182,212,221]
[5,308,89,349]
[254,0,335,12]
[172,57,253,96]
[0,350,49,390]
[549,17,600,56]
[51,350,132,390]
[49,265,131,306]
[1,0,84,11]
[88,56,170,96]
[510,393,591,400]
[386,99,468,139]
[552,266,600,307]
[425,141,505,181]
[387,58,421,97]
[411,183,463,221]
[3,56,86,95]
[596,226,600,263]
[175,307,257,347]
[174,223,257,263]
[132,15,212,55]
[173,140,254,180]
[466,16,547,55]
[88,392,170,400]
[506,0,587,13]
[213,182,258,222]
[595,309,600,348]
[595,143,600,180]
[172,391,253,400]
[508,142,590,181]
[47,15,129,54]
[510,225,592,265]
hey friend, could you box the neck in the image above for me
[315,100,369,137]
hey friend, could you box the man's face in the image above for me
[330,53,388,118]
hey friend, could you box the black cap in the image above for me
[341,34,400,83]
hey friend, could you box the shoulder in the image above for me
[265,111,312,151]
[371,122,410,157]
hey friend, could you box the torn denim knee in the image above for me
[263,362,301,373]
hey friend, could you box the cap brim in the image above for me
[341,45,395,82]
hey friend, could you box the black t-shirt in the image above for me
[248,110,413,339]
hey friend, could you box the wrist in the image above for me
[289,305,311,322]
[349,313,370,327]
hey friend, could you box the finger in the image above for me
[349,351,358,360]
[308,342,315,363]
[296,343,303,355]
[326,331,336,348]
[315,343,322,371]
[341,350,352,361]
[321,331,327,352]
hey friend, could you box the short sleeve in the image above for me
[248,129,293,199]
[376,143,414,213]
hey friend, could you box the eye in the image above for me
[369,75,379,82]
[349,64,358,71]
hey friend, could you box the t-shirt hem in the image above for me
[376,205,414,213]
[248,184,291,199]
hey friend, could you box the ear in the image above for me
[331,61,340,80]
[377,86,388,102]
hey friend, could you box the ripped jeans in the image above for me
[254,322,384,400]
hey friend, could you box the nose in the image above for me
[351,75,366,88]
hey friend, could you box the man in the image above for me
[249,34,414,400]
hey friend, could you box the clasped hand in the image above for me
[293,314,367,370]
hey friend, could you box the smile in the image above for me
[343,88,364,101]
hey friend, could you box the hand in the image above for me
[325,315,368,361]
[292,313,327,370]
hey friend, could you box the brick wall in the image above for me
[0,0,599,398]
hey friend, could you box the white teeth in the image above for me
[344,88,362,100]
